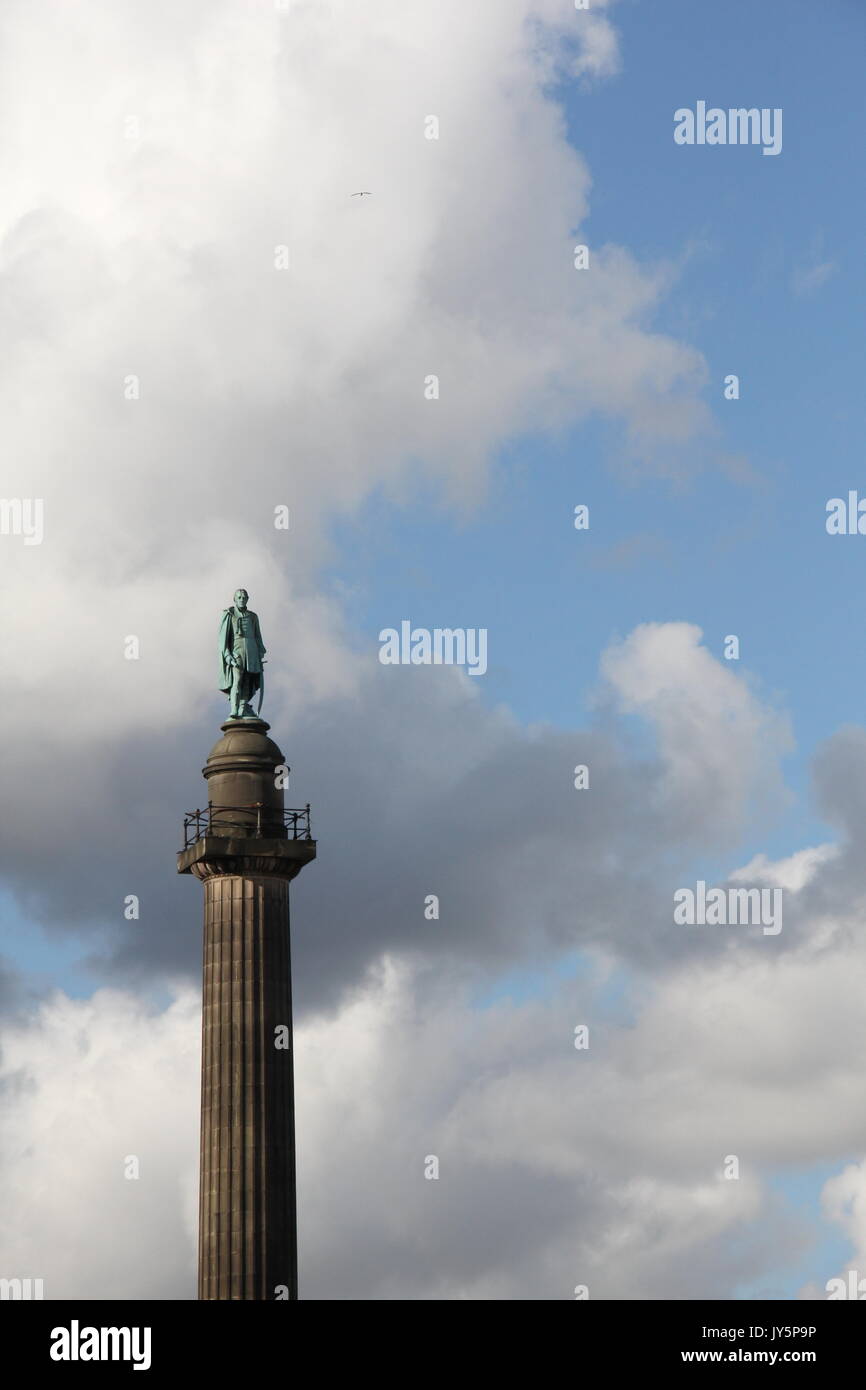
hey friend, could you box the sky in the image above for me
[1,0,865,1301]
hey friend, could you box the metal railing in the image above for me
[182,803,313,849]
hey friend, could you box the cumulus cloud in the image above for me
[0,1,726,1003]
[818,1163,866,1283]
[798,1161,866,1300]
[0,0,710,755]
[0,987,199,1299]
[3,613,843,1300]
[7,885,865,1300]
[599,622,792,847]
[0,623,793,1007]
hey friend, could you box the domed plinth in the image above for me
[200,718,288,841]
[178,719,315,879]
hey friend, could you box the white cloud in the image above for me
[799,1160,866,1299]
[0,987,199,1299]
[5,847,865,1300]
[730,844,838,893]
[0,0,709,750]
[600,622,792,846]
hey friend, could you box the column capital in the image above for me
[178,834,316,881]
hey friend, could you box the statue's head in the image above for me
[234,588,249,610]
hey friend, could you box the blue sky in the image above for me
[330,0,866,870]
[319,0,866,1296]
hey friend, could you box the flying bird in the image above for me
[351,191,372,197]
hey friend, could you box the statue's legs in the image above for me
[230,665,246,718]
[230,667,256,718]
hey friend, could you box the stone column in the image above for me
[178,718,316,1300]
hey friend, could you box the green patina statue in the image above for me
[218,589,267,719]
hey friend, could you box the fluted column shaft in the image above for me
[198,873,296,1300]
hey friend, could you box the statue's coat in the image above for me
[218,606,266,695]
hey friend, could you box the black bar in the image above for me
[5,1298,863,1375]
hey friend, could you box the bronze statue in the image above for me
[218,589,267,719]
